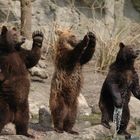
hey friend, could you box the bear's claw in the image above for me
[32,30,44,43]
[87,32,96,40]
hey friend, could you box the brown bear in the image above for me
[49,29,96,134]
[99,42,140,138]
[0,26,43,137]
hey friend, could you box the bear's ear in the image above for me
[55,29,63,36]
[119,42,125,48]
[1,26,8,35]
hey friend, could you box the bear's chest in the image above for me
[119,70,133,86]
[54,64,83,91]
[124,70,133,86]
[63,66,82,85]
[0,52,27,76]
[120,70,133,98]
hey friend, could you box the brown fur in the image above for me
[0,26,43,137]
[49,29,96,134]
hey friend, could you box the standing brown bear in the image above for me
[0,26,43,137]
[49,29,96,134]
[99,42,140,138]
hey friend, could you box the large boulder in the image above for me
[129,96,140,121]
[1,122,140,140]
[30,67,48,81]
[39,105,52,128]
[78,94,92,116]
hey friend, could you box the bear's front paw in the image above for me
[87,32,96,41]
[80,34,90,48]
[32,31,44,47]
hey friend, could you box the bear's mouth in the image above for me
[15,37,26,46]
[69,40,81,48]
[130,50,140,60]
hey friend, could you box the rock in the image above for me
[129,96,140,121]
[29,101,40,118]
[78,94,92,116]
[91,105,100,114]
[30,67,48,79]
[2,123,15,135]
[0,135,29,140]
[43,124,115,140]
[127,120,136,131]
[79,123,115,140]
[31,76,46,83]
[39,105,52,128]
[38,60,48,68]
[46,131,76,140]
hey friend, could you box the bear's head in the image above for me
[116,42,140,65]
[56,29,79,51]
[0,26,26,52]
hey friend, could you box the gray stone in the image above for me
[129,96,140,120]
[78,94,92,116]
[30,67,48,79]
[39,105,52,128]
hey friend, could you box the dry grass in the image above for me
[96,39,119,71]
[95,25,140,71]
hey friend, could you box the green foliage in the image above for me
[132,0,140,12]
[96,40,119,71]
[78,113,101,125]
[95,25,140,71]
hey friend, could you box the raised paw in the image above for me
[32,30,44,44]
[82,34,89,46]
[87,32,96,41]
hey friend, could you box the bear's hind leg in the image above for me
[14,102,34,138]
[0,99,12,133]
[99,101,111,129]
[63,104,78,135]
[51,104,68,133]
[50,93,68,133]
